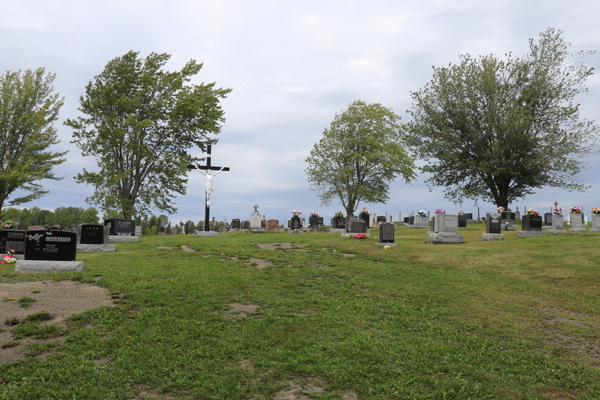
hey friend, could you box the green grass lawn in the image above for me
[1,223,599,399]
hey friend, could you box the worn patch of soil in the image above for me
[540,388,578,400]
[155,246,173,250]
[0,280,115,364]
[221,303,262,319]
[274,381,325,400]
[258,243,308,251]
[245,258,273,269]
[538,307,600,367]
[180,245,196,253]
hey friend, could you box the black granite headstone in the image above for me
[523,215,542,231]
[79,224,104,245]
[241,221,250,229]
[463,213,473,220]
[458,215,467,228]
[379,223,395,243]
[333,217,345,229]
[25,230,77,261]
[0,229,26,254]
[486,213,502,234]
[376,216,386,224]
[309,216,324,227]
[232,219,241,229]
[291,215,302,230]
[158,226,165,235]
[403,217,409,224]
[104,218,135,236]
[359,213,370,227]
[409,216,414,225]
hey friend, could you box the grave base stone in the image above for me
[16,260,84,273]
[77,244,116,252]
[108,236,140,243]
[517,231,546,238]
[195,231,219,237]
[135,226,142,236]
[288,230,303,234]
[376,242,398,247]
[481,233,504,241]
[426,231,464,244]
[548,214,565,235]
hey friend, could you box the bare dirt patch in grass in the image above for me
[245,258,273,269]
[540,388,578,399]
[273,380,325,400]
[258,243,308,251]
[221,303,262,319]
[155,246,173,250]
[180,245,196,253]
[0,280,114,364]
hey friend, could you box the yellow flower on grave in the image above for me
[383,245,391,249]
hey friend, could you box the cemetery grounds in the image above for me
[0,222,599,400]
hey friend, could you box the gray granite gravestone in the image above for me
[569,213,586,232]
[548,213,565,235]
[427,214,464,244]
[591,213,600,232]
[414,215,428,228]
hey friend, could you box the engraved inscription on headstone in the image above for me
[291,216,302,230]
[77,224,106,245]
[232,219,241,230]
[25,230,77,261]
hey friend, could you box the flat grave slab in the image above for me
[108,236,140,242]
[481,233,504,241]
[195,231,220,237]
[77,244,116,252]
[375,243,398,247]
[517,231,546,238]
[16,260,84,273]
[426,232,464,244]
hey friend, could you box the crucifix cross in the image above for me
[253,204,260,213]
[187,144,230,232]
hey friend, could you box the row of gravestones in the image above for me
[1,218,138,263]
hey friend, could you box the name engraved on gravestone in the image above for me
[267,219,280,230]
[379,223,395,243]
[486,213,502,234]
[25,230,77,261]
[78,224,105,245]
[104,218,136,236]
[463,213,473,220]
[0,230,26,254]
[434,215,458,233]
[232,219,241,230]
[241,221,250,229]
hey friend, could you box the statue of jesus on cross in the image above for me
[197,167,225,207]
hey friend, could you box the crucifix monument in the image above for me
[187,144,230,232]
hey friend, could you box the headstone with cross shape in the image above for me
[187,144,230,232]
[250,204,262,230]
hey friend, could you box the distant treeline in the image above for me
[1,207,100,228]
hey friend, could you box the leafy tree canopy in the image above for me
[305,100,416,222]
[406,28,599,208]
[0,68,67,211]
[66,51,232,219]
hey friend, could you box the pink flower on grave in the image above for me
[355,233,366,239]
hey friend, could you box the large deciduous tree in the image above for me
[305,100,416,226]
[66,51,232,219]
[406,28,599,209]
[0,68,66,212]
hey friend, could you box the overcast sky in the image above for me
[2,0,600,225]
